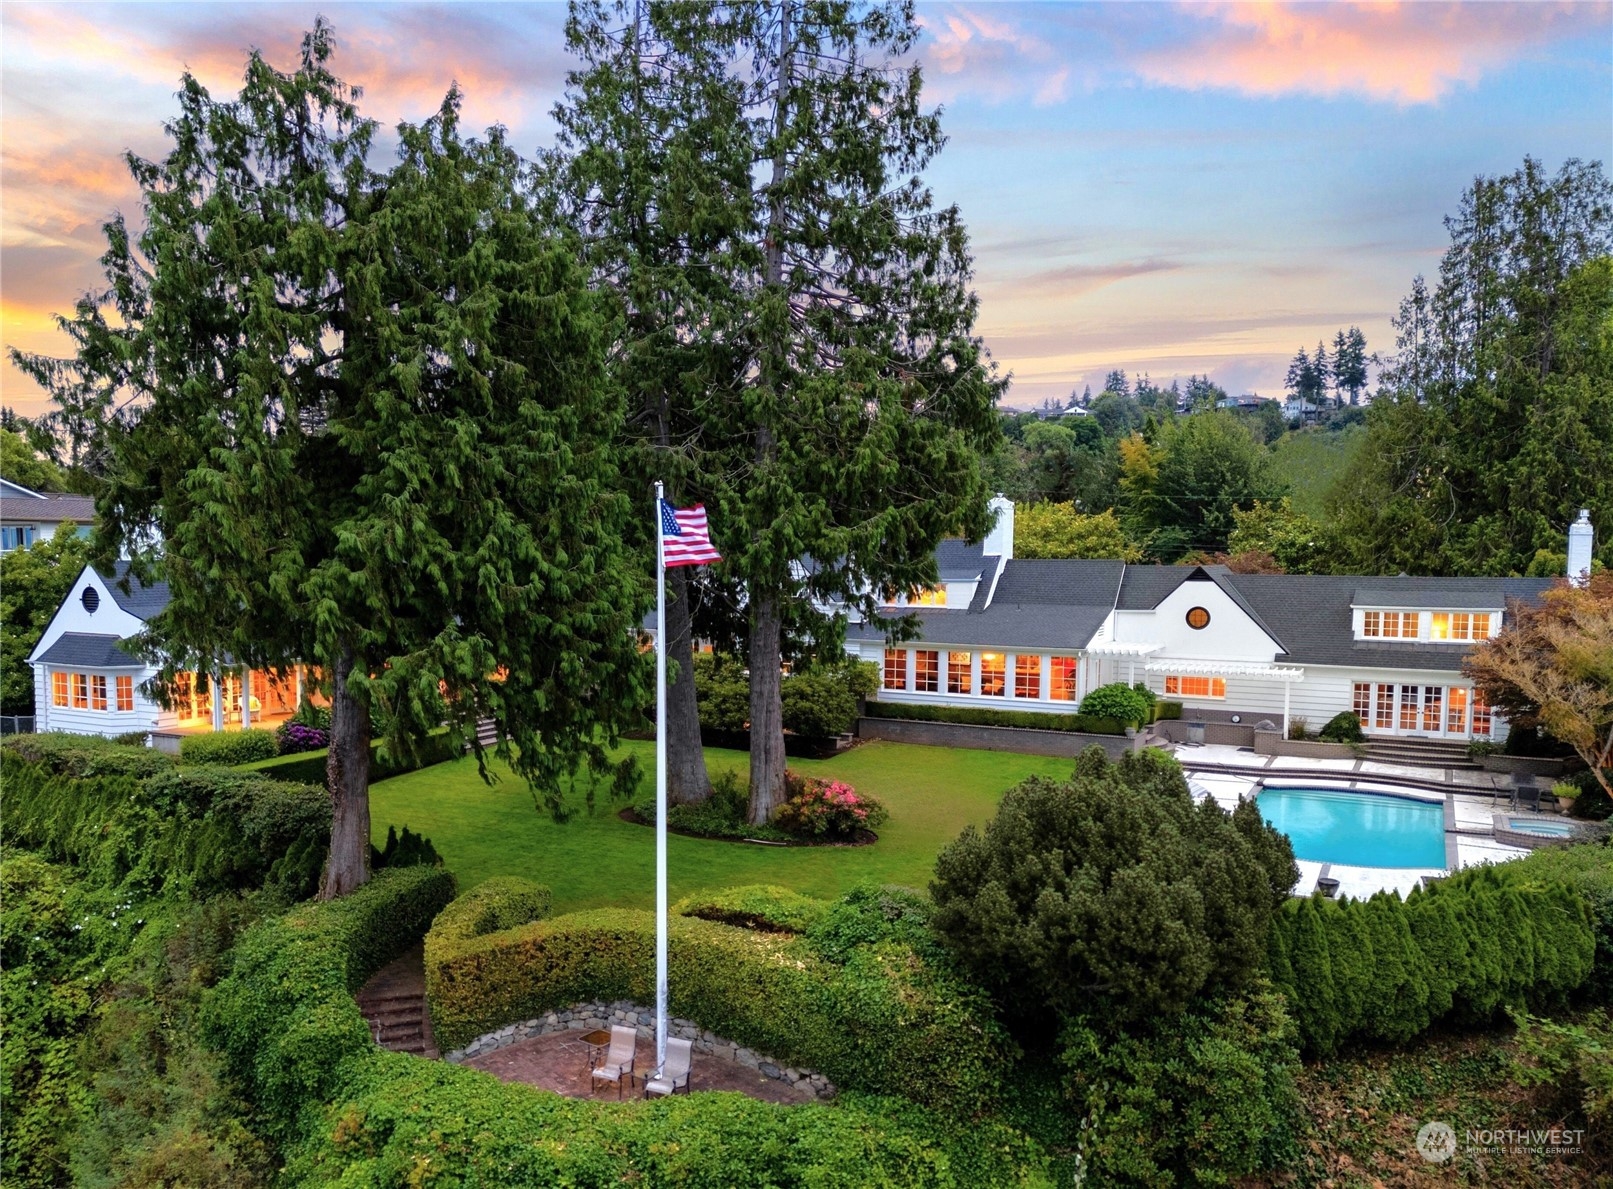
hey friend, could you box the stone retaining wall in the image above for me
[1252,730,1359,760]
[857,716,1138,759]
[442,1000,836,1100]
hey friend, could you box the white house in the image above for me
[0,479,96,552]
[844,497,1583,742]
[26,561,307,750]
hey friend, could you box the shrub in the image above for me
[1077,682,1151,725]
[1,732,175,779]
[1568,768,1613,820]
[1317,711,1365,743]
[201,865,457,1136]
[1287,716,1310,741]
[692,652,751,731]
[1510,1008,1613,1157]
[773,770,888,838]
[861,700,1126,735]
[1266,851,1599,1055]
[780,670,858,736]
[111,730,151,748]
[1154,699,1184,722]
[673,884,829,933]
[931,746,1297,1023]
[805,883,938,963]
[1131,681,1157,710]
[1059,986,1301,1186]
[1467,739,1500,758]
[370,824,444,871]
[275,719,329,755]
[431,876,553,939]
[240,727,461,785]
[1505,841,1613,1002]
[179,728,279,766]
[423,896,1013,1117]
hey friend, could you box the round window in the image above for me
[1186,606,1210,630]
[80,587,100,614]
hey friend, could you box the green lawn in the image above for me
[368,740,1071,912]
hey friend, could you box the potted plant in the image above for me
[1549,782,1579,814]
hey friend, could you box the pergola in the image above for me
[1141,658,1306,736]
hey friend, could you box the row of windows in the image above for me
[881,587,946,607]
[51,671,135,712]
[883,648,1079,700]
[1352,682,1491,735]
[1163,675,1227,699]
[1,525,37,552]
[1361,610,1493,641]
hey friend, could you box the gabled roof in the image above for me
[98,561,172,621]
[935,539,990,582]
[0,492,97,523]
[1352,582,1513,609]
[33,632,144,669]
[1116,565,1193,609]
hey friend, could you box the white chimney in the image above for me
[1568,509,1594,587]
[983,495,1014,561]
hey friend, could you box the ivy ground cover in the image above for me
[368,740,1072,910]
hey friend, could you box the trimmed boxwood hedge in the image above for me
[424,892,1013,1118]
[179,727,280,766]
[1,732,175,779]
[240,726,461,784]
[208,870,1051,1187]
[862,701,1125,735]
[1267,854,1597,1055]
[672,884,831,934]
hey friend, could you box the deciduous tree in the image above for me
[1014,503,1138,560]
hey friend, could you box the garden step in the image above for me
[354,943,439,1061]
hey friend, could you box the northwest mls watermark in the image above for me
[1417,1120,1585,1163]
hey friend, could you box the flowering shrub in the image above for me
[275,720,329,755]
[774,771,888,838]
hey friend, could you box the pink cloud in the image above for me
[917,3,1076,105]
[1135,1,1608,105]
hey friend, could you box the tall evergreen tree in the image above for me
[12,25,648,894]
[1312,339,1332,407]
[1102,368,1130,397]
[1332,326,1369,404]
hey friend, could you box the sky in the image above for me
[1,1,1609,414]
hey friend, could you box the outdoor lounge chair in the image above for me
[1510,774,1540,813]
[589,1025,637,1099]
[642,1037,693,1098]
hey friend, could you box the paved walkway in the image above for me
[462,1031,814,1105]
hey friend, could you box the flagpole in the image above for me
[653,480,669,1081]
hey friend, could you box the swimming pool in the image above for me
[1507,818,1576,838]
[1256,786,1446,869]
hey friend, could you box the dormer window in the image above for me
[1362,610,1417,639]
[1430,611,1492,641]
[881,585,946,607]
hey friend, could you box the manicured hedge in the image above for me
[1,732,175,779]
[424,896,1013,1117]
[0,750,328,899]
[179,727,279,766]
[431,876,553,939]
[1153,700,1184,722]
[672,884,830,934]
[210,869,1050,1187]
[1267,855,1597,1055]
[862,700,1125,735]
[240,727,461,784]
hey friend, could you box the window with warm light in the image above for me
[1051,656,1079,701]
[1375,683,1394,729]
[90,675,108,711]
[947,651,972,694]
[914,650,939,692]
[1472,691,1492,736]
[910,586,946,606]
[116,676,134,712]
[1429,611,1493,641]
[1163,675,1226,699]
[1014,654,1040,698]
[883,648,906,690]
[1362,610,1420,639]
[72,673,89,709]
[52,672,68,707]
[980,652,1006,696]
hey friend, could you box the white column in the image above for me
[1283,681,1291,739]
[240,666,252,730]
[905,647,913,691]
[210,668,224,732]
[294,664,305,707]
[1040,653,1051,701]
[1128,657,1136,686]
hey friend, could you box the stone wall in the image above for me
[1252,730,1359,760]
[1153,719,1258,748]
[442,999,836,1100]
[857,716,1138,759]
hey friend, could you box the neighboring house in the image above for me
[845,497,1570,742]
[0,479,96,552]
[26,561,306,751]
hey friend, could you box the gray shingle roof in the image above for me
[1352,583,1513,608]
[0,493,97,523]
[98,561,171,621]
[33,632,144,668]
[1116,565,1193,609]
[936,539,989,581]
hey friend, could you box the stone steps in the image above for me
[354,943,438,1060]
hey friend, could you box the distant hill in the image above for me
[1270,425,1366,520]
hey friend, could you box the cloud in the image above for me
[991,257,1185,297]
[1134,1,1609,105]
[916,3,1079,106]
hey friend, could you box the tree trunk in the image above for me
[664,565,712,804]
[322,641,372,898]
[747,591,788,823]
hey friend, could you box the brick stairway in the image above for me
[355,942,438,1059]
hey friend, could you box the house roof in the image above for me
[98,561,172,620]
[33,632,145,669]
[1352,582,1514,609]
[0,492,97,524]
[935,539,990,582]
[1116,565,1194,609]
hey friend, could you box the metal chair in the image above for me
[642,1037,694,1098]
[589,1025,638,1099]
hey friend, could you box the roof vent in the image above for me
[80,586,99,614]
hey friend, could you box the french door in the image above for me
[1354,682,1489,739]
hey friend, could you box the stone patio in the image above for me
[462,1030,816,1104]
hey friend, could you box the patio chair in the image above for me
[589,1025,638,1100]
[1509,774,1536,813]
[642,1037,694,1098]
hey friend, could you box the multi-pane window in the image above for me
[1446,687,1468,734]
[1430,611,1493,641]
[1363,610,1420,639]
[910,587,946,607]
[947,651,972,695]
[1164,675,1226,698]
[979,652,1006,697]
[0,525,35,551]
[883,648,906,691]
[52,672,69,707]
[1472,691,1493,737]
[90,675,108,711]
[1014,654,1041,699]
[1353,682,1371,720]
[116,676,134,712]
[1399,685,1420,730]
[914,650,940,693]
[1375,683,1394,729]
[1050,656,1079,702]
[72,673,89,709]
[1471,613,1492,638]
[1422,686,1443,732]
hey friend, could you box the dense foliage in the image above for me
[1014,504,1138,560]
[773,771,888,838]
[862,699,1126,735]
[1077,681,1152,725]
[178,727,279,766]
[930,748,1297,1022]
[1267,853,1597,1055]
[240,727,462,785]
[0,532,90,716]
[2,731,174,778]
[672,883,830,935]
[1317,711,1366,743]
[694,652,877,738]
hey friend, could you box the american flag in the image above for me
[659,501,722,568]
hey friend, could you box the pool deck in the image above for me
[1176,743,1538,899]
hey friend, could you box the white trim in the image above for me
[1142,659,1304,681]
[1086,641,1163,657]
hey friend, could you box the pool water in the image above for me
[1508,818,1575,837]
[1257,787,1446,869]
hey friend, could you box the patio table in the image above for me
[579,1028,613,1069]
